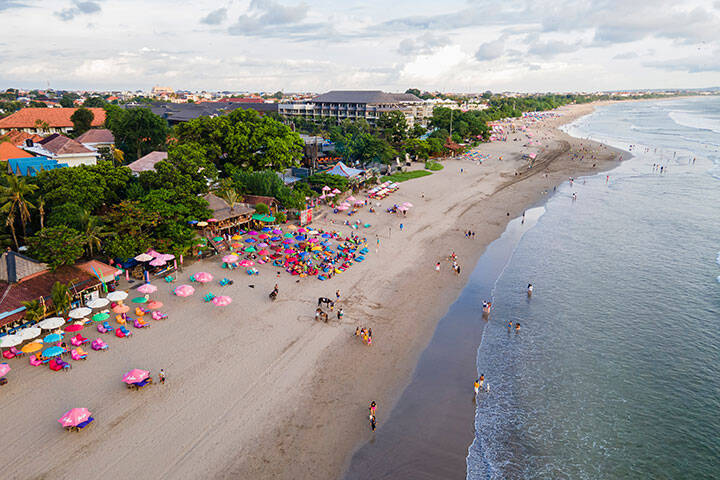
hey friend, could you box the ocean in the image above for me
[467,97,720,479]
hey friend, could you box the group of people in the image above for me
[316,290,342,323]
[474,374,489,396]
[464,230,476,239]
[354,327,373,346]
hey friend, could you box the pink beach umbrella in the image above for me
[297,227,307,233]
[64,324,84,333]
[272,229,283,234]
[122,369,149,384]
[0,363,11,376]
[331,188,341,194]
[257,249,270,255]
[212,295,232,307]
[247,231,259,236]
[222,254,239,263]
[322,186,331,191]
[337,205,349,211]
[173,285,195,297]
[326,193,335,197]
[346,196,356,203]
[146,300,163,309]
[283,248,296,254]
[58,408,92,428]
[258,234,269,239]
[113,304,130,314]
[194,272,213,283]
[402,202,414,208]
[239,260,254,267]
[282,239,295,244]
[137,284,158,294]
[149,258,166,267]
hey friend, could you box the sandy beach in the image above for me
[0,102,622,480]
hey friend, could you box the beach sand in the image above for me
[0,103,621,480]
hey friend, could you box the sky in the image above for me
[1,0,720,93]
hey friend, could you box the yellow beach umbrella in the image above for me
[21,342,43,354]
[232,235,242,240]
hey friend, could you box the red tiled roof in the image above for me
[127,151,167,173]
[76,128,114,144]
[37,133,94,155]
[1,130,44,146]
[0,142,34,162]
[0,107,106,129]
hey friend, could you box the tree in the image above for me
[83,96,106,108]
[80,211,106,258]
[50,282,71,315]
[105,105,169,162]
[59,95,74,108]
[0,174,37,248]
[376,111,408,146]
[255,203,270,214]
[405,88,421,97]
[306,173,349,192]
[70,107,94,137]
[28,226,85,270]
[29,101,47,108]
[37,196,46,230]
[139,142,217,196]
[217,179,240,212]
[174,108,303,171]
[22,300,45,323]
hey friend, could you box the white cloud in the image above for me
[475,39,505,61]
[200,7,227,26]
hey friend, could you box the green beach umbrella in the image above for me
[283,233,293,238]
[132,297,148,304]
[91,312,109,322]
[244,246,257,252]
[213,236,223,242]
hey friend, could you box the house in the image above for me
[0,130,43,146]
[142,101,278,125]
[7,157,67,176]
[126,151,168,174]
[76,128,115,150]
[202,193,254,233]
[0,142,35,163]
[0,252,118,330]
[0,107,106,135]
[22,133,99,167]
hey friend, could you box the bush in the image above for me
[380,170,433,183]
[255,203,270,214]
[425,161,444,171]
[276,212,287,223]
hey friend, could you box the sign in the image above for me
[299,208,313,226]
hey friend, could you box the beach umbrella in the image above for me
[43,333,63,343]
[244,247,257,253]
[122,369,149,384]
[173,285,195,297]
[283,233,293,238]
[21,342,43,354]
[149,258,166,267]
[294,235,307,241]
[86,298,109,309]
[212,296,232,307]
[337,205,349,211]
[232,235,243,240]
[38,317,65,330]
[402,202,414,208]
[261,227,272,232]
[354,200,365,206]
[319,194,327,199]
[106,291,128,302]
[160,253,175,261]
[331,188,341,194]
[222,254,239,263]
[92,312,110,322]
[16,327,41,341]
[248,231,259,236]
[0,363,9,376]
[134,253,153,262]
[282,239,294,245]
[287,225,297,231]
[137,284,158,294]
[113,304,130,314]
[196,221,208,227]
[270,236,281,242]
[188,220,198,225]
[321,233,332,238]
[346,196,356,203]
[43,346,64,357]
[146,301,163,310]
[0,335,22,348]
[283,249,295,254]
[208,218,219,223]
[64,324,84,332]
[58,408,92,428]
[68,307,91,319]
[239,260,254,267]
[212,236,223,242]
[132,297,147,304]
[257,242,269,248]
[322,185,331,191]
[258,234,269,240]
[245,238,257,243]
[194,272,213,283]
[297,227,307,233]
[257,249,270,255]
[272,229,283,234]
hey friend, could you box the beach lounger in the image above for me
[115,328,125,338]
[29,354,43,366]
[97,323,111,333]
[133,319,150,328]
[76,417,94,430]
[131,378,153,389]
[135,307,146,317]
[91,338,108,351]
[57,358,71,370]
[10,347,24,357]
[2,350,15,360]
[48,359,63,371]
[203,293,215,302]
[70,349,87,361]
[164,275,175,283]
[151,311,168,320]
[115,315,126,325]
[70,334,89,347]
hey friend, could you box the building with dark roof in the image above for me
[130,101,279,126]
[22,133,99,167]
[279,90,430,127]
[126,151,167,174]
[76,128,115,149]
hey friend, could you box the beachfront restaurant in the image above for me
[0,252,119,333]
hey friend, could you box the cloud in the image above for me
[398,33,451,56]
[613,51,639,60]
[55,0,101,21]
[527,38,580,57]
[0,0,29,11]
[475,39,505,61]
[200,7,227,26]
[229,0,309,36]
[644,52,720,73]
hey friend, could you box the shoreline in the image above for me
[0,102,625,480]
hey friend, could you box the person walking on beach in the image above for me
[370,401,377,416]
[336,290,341,302]
[399,223,404,232]
[479,374,485,388]
[159,369,166,384]
[435,262,441,272]
[337,308,344,320]
[515,323,521,332]
[474,379,480,396]
[369,414,377,432]
[507,320,513,331]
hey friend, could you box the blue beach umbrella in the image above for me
[321,234,332,239]
[245,238,257,243]
[43,346,64,357]
[294,235,307,241]
[43,333,62,343]
[261,227,272,232]
[271,236,281,242]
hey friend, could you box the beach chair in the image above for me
[115,328,125,338]
[132,377,153,389]
[203,292,215,302]
[97,323,110,333]
[75,417,94,431]
[58,358,71,370]
[151,311,168,321]
[164,275,175,283]
[2,350,15,360]
[29,354,43,366]
[70,334,89,347]
[189,275,197,282]
[76,347,89,357]
[135,307,146,317]
[133,318,149,329]
[48,359,62,371]
[120,326,132,337]
[115,315,126,325]
[70,349,87,361]
[10,347,24,358]
[92,338,108,351]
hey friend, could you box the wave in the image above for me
[668,111,720,134]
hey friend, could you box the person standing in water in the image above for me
[474,379,480,396]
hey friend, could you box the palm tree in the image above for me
[112,147,125,167]
[0,175,37,248]
[217,179,241,213]
[81,214,106,258]
[37,196,46,230]
[22,300,46,323]
[50,282,71,316]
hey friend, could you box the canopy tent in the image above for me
[326,161,365,178]
[251,213,276,223]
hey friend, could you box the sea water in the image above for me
[467,97,720,479]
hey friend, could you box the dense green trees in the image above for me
[28,226,85,270]
[59,95,74,108]
[105,105,169,162]
[228,168,305,210]
[70,107,94,137]
[174,108,303,172]
[83,96,106,108]
[0,175,37,248]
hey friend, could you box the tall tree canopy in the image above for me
[70,107,94,137]
[174,108,303,172]
[104,105,169,162]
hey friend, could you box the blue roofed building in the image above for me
[7,156,68,176]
